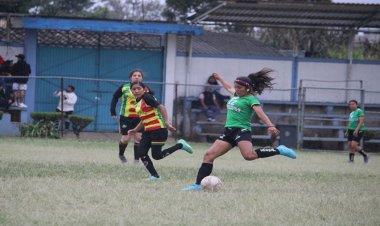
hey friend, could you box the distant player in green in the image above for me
[345,99,368,163]
[182,68,297,191]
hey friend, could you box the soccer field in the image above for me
[0,138,379,226]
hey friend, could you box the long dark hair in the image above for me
[129,69,144,80]
[235,68,274,95]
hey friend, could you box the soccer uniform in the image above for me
[218,94,260,147]
[134,93,185,178]
[347,108,365,142]
[135,93,168,145]
[110,83,140,135]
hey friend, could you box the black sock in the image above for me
[119,142,128,156]
[195,163,213,184]
[349,153,355,162]
[161,143,182,158]
[255,147,280,158]
[133,143,140,160]
[141,155,159,178]
[358,150,367,157]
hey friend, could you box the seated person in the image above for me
[199,86,222,122]
[206,75,230,109]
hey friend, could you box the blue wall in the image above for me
[35,46,163,131]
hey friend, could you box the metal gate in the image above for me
[35,44,164,131]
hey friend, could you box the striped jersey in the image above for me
[135,93,166,131]
[110,83,139,118]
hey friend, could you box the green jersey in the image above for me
[348,108,365,131]
[225,95,260,131]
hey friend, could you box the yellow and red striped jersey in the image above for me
[135,93,166,131]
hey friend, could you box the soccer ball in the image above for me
[201,176,222,192]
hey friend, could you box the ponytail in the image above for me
[247,68,274,95]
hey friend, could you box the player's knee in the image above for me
[242,153,256,161]
[152,153,162,160]
[203,151,216,162]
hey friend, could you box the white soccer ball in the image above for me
[201,175,222,192]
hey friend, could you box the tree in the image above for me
[163,0,219,22]
[1,0,94,16]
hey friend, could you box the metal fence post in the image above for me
[60,77,64,137]
[174,82,178,141]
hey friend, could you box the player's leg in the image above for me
[149,128,191,160]
[347,130,355,163]
[352,132,368,163]
[130,117,142,163]
[118,116,132,163]
[182,139,231,191]
[133,132,142,163]
[138,132,160,179]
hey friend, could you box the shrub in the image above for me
[20,112,62,138]
[69,115,95,138]
[31,112,62,122]
[0,111,3,120]
[20,121,59,138]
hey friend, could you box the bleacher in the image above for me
[184,97,380,151]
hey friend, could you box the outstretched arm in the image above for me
[253,105,279,137]
[212,73,235,95]
[157,104,176,131]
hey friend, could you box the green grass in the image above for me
[0,137,379,226]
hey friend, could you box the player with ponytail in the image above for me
[182,68,297,191]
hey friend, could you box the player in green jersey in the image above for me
[345,99,368,163]
[182,68,297,191]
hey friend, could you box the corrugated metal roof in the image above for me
[189,1,380,29]
[177,31,283,56]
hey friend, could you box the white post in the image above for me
[163,34,177,122]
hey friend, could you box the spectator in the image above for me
[0,60,14,107]
[11,54,31,108]
[206,75,230,109]
[54,85,77,130]
[199,86,222,121]
[0,82,12,112]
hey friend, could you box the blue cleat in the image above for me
[177,139,193,154]
[182,183,202,191]
[146,175,160,181]
[276,145,297,159]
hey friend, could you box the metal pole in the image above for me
[174,82,178,141]
[345,29,355,102]
[60,77,64,137]
[296,80,303,150]
[299,87,306,150]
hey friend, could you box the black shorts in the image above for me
[217,127,252,147]
[141,128,168,145]
[119,116,141,135]
[347,130,364,143]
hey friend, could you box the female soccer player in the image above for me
[110,69,144,164]
[128,81,193,180]
[182,68,297,191]
[345,99,368,163]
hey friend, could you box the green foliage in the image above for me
[20,121,59,138]
[20,112,62,138]
[0,111,3,120]
[1,0,93,16]
[164,0,219,22]
[31,112,62,122]
[69,115,95,138]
